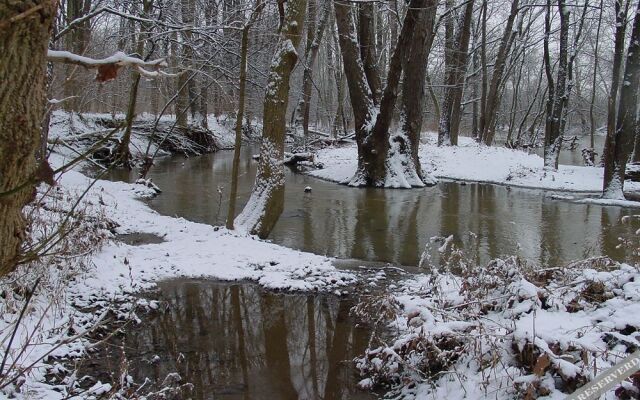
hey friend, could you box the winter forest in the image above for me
[2,0,640,398]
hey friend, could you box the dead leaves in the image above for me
[96,63,122,82]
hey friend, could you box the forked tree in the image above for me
[334,0,438,188]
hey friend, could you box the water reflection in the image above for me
[125,280,375,400]
[108,144,640,267]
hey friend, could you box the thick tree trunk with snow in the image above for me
[399,0,437,182]
[335,0,433,188]
[0,1,56,276]
[603,0,630,186]
[234,0,307,238]
[603,0,640,199]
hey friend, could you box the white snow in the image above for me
[310,133,640,195]
[0,155,355,399]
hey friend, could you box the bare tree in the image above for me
[335,0,437,187]
[602,0,640,199]
[226,0,266,230]
[234,0,308,237]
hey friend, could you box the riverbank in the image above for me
[309,134,640,198]
[0,158,357,398]
[356,250,640,399]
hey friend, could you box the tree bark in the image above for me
[0,1,57,276]
[226,0,265,230]
[602,0,629,173]
[542,0,569,170]
[603,0,640,199]
[234,0,307,237]
[335,0,433,187]
[479,0,520,145]
[438,0,475,146]
[399,0,438,182]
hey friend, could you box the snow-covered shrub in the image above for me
[355,244,640,399]
[0,181,114,396]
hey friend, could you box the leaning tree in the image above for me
[234,0,308,238]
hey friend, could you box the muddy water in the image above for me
[110,143,640,268]
[120,280,377,399]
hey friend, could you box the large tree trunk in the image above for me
[234,0,307,238]
[0,1,56,276]
[603,0,640,199]
[603,0,630,172]
[399,0,437,183]
[335,0,433,188]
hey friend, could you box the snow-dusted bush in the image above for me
[355,240,640,399]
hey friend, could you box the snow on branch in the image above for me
[46,50,170,82]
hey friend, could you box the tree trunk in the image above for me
[399,0,438,183]
[335,0,432,187]
[479,0,520,145]
[603,0,640,199]
[234,0,307,238]
[226,0,264,230]
[589,0,604,151]
[542,0,569,170]
[358,2,382,104]
[0,1,56,276]
[602,0,629,171]
[438,0,475,146]
[113,0,153,168]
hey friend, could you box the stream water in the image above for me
[111,138,639,268]
[90,280,377,399]
[103,136,639,399]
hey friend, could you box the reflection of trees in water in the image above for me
[125,281,370,399]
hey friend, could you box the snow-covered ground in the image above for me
[356,252,640,399]
[310,133,640,195]
[0,155,355,399]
